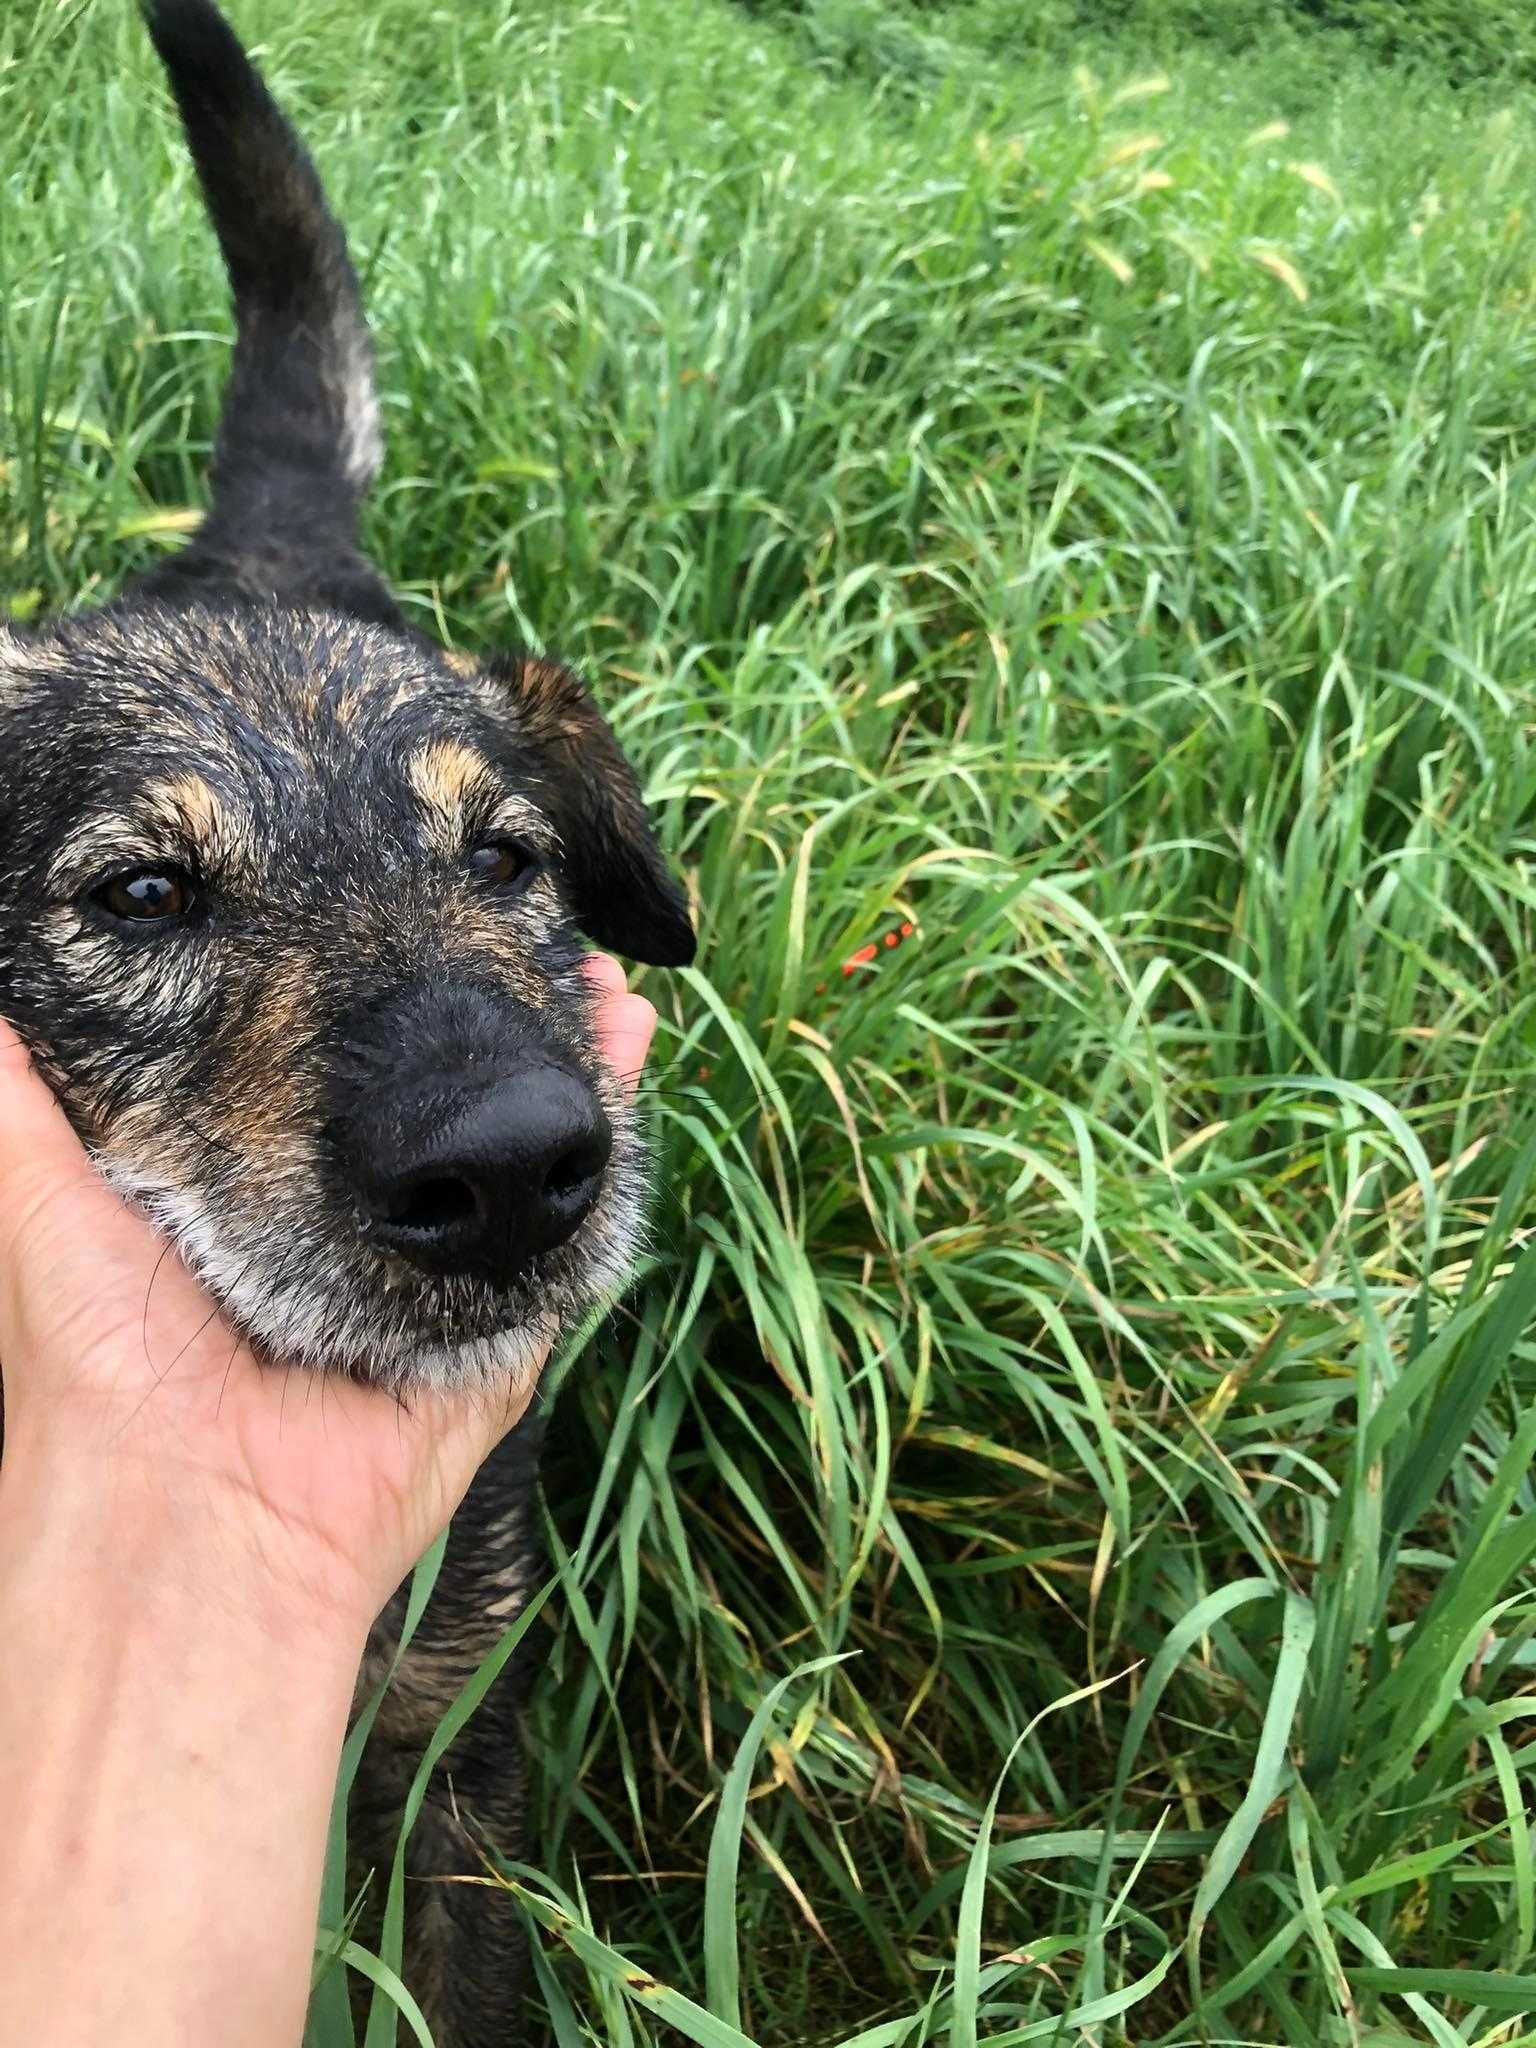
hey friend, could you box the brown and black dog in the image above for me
[0,2,694,2038]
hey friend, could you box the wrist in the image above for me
[0,1441,364,2048]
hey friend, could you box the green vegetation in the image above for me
[765,0,1536,95]
[6,0,1536,2039]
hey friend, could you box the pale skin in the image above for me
[0,953,656,2048]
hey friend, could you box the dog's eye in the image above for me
[466,841,535,891]
[93,867,196,925]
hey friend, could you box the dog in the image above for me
[0,1,694,2039]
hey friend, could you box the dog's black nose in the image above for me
[349,1070,612,1284]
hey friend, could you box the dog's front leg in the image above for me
[349,1418,546,2048]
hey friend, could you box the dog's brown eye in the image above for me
[467,841,533,890]
[93,868,196,924]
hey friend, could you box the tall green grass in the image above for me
[5,0,1536,2040]
[757,0,1536,97]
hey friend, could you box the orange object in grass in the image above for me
[815,919,919,992]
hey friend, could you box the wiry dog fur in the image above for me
[0,3,694,2041]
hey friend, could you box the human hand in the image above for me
[0,953,656,1639]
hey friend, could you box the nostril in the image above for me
[544,1143,603,1202]
[385,1176,479,1235]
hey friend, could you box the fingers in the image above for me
[582,955,657,1100]
[581,951,629,1002]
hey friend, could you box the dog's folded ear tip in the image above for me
[644,927,698,971]
[587,907,697,971]
[637,882,697,969]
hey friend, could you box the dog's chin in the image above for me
[101,1159,643,1396]
[246,1315,562,1397]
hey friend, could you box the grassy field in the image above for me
[6,0,1536,2040]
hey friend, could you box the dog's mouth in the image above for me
[243,1292,563,1394]
[103,1112,643,1394]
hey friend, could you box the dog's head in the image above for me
[0,0,696,1390]
[0,606,691,1390]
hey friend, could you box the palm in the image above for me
[5,1204,535,1620]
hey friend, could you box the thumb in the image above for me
[0,1021,155,1350]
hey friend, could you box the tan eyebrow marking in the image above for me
[45,773,254,895]
[141,772,222,837]
[141,773,257,869]
[405,740,559,864]
[407,738,493,815]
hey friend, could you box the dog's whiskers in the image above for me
[156,1073,240,1158]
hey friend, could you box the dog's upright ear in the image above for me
[482,650,695,969]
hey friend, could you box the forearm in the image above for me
[0,1466,367,2048]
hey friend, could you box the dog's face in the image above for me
[0,602,692,1391]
